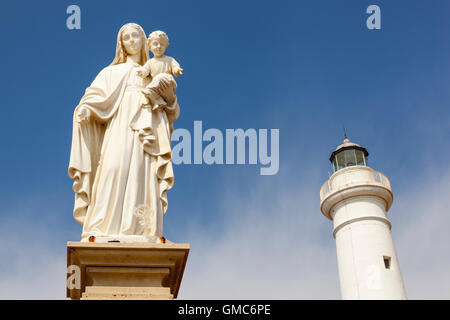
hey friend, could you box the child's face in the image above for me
[148,38,167,57]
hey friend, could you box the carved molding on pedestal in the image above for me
[67,241,190,300]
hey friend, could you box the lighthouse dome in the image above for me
[329,137,369,172]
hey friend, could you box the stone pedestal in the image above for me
[66,241,190,300]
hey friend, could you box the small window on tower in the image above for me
[383,256,391,269]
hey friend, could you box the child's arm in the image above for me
[170,57,183,77]
[136,60,152,78]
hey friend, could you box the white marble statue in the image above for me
[68,23,181,243]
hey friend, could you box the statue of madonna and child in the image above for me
[68,23,184,243]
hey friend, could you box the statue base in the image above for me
[66,241,190,300]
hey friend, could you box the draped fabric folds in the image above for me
[68,62,179,242]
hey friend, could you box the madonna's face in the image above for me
[121,26,143,56]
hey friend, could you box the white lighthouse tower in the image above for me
[319,137,407,299]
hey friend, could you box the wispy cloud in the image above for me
[394,169,450,299]
[0,166,449,299]
[0,223,67,299]
[179,170,340,299]
[179,167,450,299]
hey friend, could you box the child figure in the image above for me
[137,30,183,110]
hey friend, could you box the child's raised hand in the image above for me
[173,67,183,77]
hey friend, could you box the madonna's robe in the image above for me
[68,61,179,242]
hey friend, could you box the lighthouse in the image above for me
[319,137,407,299]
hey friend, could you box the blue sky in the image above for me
[0,0,450,299]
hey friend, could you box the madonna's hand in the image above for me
[76,107,91,124]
